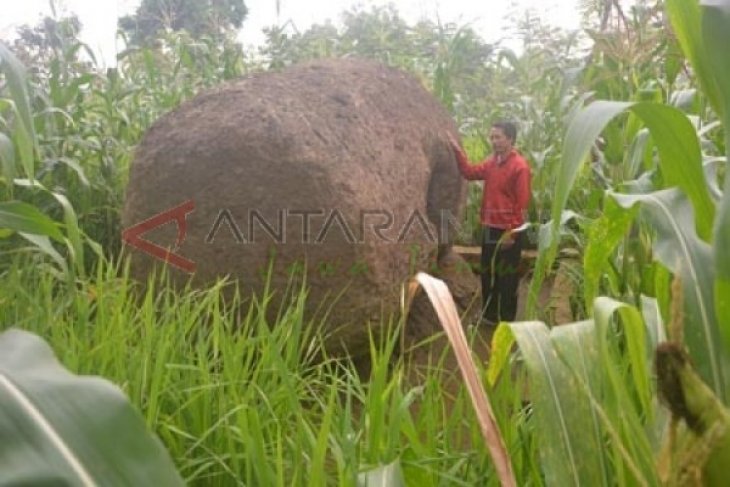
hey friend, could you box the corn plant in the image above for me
[492,0,730,484]
[0,42,93,282]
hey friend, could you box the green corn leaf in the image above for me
[629,102,714,233]
[0,328,184,486]
[593,297,653,417]
[701,0,730,383]
[0,201,64,242]
[56,157,90,187]
[528,100,713,317]
[590,297,663,484]
[0,132,15,189]
[19,232,69,275]
[611,188,729,403]
[0,42,38,180]
[501,321,608,486]
[50,192,85,278]
[487,321,516,387]
[666,0,725,121]
[715,153,730,376]
[13,179,88,277]
[704,158,724,201]
[548,320,611,487]
[583,197,639,312]
[528,211,580,319]
[701,1,730,133]
[641,296,667,356]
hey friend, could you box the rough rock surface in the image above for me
[122,58,478,355]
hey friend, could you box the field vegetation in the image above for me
[2,0,730,485]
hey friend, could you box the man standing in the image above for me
[448,121,531,324]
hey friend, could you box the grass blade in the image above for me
[412,272,516,487]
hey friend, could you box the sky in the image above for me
[0,0,584,67]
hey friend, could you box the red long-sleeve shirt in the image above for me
[454,147,531,230]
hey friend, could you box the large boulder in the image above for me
[122,58,478,354]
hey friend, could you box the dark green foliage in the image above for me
[119,0,248,46]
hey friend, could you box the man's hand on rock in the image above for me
[446,132,462,153]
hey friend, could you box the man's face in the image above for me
[489,127,513,154]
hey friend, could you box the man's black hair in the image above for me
[491,120,517,143]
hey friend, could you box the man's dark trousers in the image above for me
[480,226,522,323]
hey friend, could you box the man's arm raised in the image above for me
[447,132,489,181]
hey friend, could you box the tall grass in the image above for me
[0,254,543,485]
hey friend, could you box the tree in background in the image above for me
[259,5,496,115]
[11,13,93,78]
[119,0,247,46]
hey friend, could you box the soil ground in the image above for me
[400,246,577,389]
[452,246,578,329]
